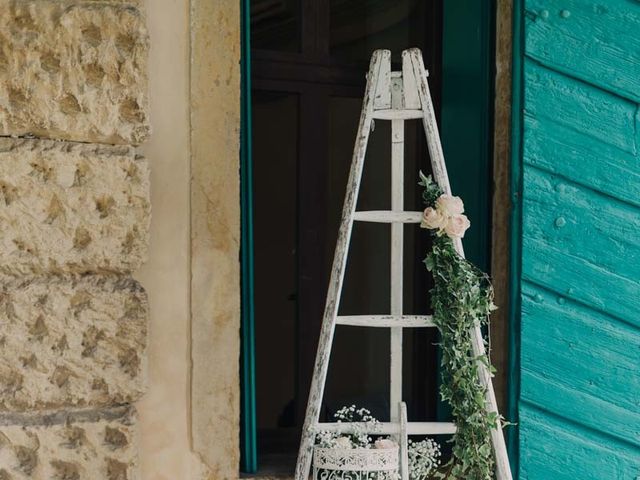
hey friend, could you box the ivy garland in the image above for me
[419,173,500,480]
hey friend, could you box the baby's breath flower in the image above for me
[408,438,441,480]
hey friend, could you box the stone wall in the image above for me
[0,1,150,478]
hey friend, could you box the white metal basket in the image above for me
[313,446,399,480]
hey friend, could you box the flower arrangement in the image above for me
[315,405,379,449]
[421,195,470,239]
[419,172,501,480]
[408,439,442,480]
[314,406,441,480]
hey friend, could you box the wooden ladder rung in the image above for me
[372,109,424,120]
[336,315,434,328]
[353,211,422,223]
[315,421,456,436]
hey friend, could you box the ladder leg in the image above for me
[399,402,409,480]
[390,118,404,424]
[405,48,513,480]
[294,49,391,480]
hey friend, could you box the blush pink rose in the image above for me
[421,207,447,231]
[374,438,397,449]
[444,214,471,239]
[436,194,465,216]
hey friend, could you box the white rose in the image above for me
[334,436,352,449]
[374,438,397,449]
[444,214,471,239]
[436,194,465,216]
[421,207,447,232]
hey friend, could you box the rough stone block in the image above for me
[0,139,150,275]
[0,276,147,412]
[0,406,138,479]
[0,1,150,145]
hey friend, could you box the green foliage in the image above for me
[419,173,499,480]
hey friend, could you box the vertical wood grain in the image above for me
[390,115,405,424]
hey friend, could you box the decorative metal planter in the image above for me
[313,446,399,480]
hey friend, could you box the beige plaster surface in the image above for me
[136,0,203,479]
[123,0,241,477]
[190,0,241,478]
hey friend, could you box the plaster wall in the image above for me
[136,0,196,478]
[137,0,241,479]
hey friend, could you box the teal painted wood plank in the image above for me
[521,283,640,408]
[522,167,640,281]
[523,116,640,207]
[521,236,640,327]
[524,60,638,154]
[525,0,640,102]
[521,369,640,448]
[520,285,640,439]
[518,0,640,473]
[519,403,640,480]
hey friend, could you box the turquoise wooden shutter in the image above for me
[510,1,640,478]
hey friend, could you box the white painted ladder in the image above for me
[294,48,512,480]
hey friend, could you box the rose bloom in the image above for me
[444,213,471,239]
[334,436,352,449]
[374,438,397,450]
[436,194,465,216]
[421,207,447,231]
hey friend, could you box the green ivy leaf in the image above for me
[419,174,502,479]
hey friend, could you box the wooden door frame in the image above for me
[240,0,257,472]
[240,0,499,473]
[507,0,524,476]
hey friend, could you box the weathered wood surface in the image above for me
[353,211,422,223]
[519,0,640,475]
[399,403,409,480]
[523,236,640,326]
[524,61,637,155]
[523,117,640,208]
[521,285,640,446]
[316,421,456,436]
[336,315,434,328]
[390,97,404,422]
[525,0,640,103]
[523,167,640,290]
[519,404,640,480]
[372,110,424,120]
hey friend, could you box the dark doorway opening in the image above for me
[249,0,444,475]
